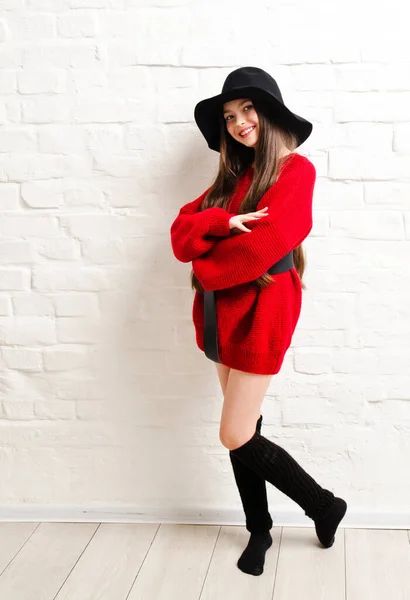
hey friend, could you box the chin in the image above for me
[238,132,258,147]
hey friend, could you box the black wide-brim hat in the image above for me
[194,66,313,153]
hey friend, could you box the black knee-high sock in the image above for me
[229,415,273,576]
[229,415,273,534]
[230,431,347,548]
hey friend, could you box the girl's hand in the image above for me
[229,207,269,232]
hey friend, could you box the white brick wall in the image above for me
[0,0,409,526]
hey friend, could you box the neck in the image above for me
[251,150,292,169]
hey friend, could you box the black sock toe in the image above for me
[237,531,273,576]
[314,497,347,548]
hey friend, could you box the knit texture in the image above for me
[230,431,337,521]
[170,153,316,375]
[170,186,236,263]
[229,414,273,534]
[231,430,347,548]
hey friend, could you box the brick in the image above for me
[43,346,89,370]
[8,14,55,41]
[56,317,101,343]
[56,14,98,38]
[0,183,20,210]
[32,267,108,291]
[60,215,121,239]
[36,238,80,260]
[34,400,76,420]
[18,70,65,94]
[12,294,54,316]
[0,296,11,315]
[21,96,71,123]
[0,317,56,345]
[37,126,85,153]
[53,293,99,316]
[330,210,404,240]
[0,269,30,290]
[2,401,35,420]
[81,240,125,263]
[2,348,43,371]
[0,241,34,263]
[0,129,36,152]
[293,350,333,375]
[0,216,60,238]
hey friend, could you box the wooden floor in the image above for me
[0,522,409,599]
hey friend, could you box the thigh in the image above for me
[215,363,231,396]
[219,368,273,450]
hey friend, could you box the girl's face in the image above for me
[223,97,259,147]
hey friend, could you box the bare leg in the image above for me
[215,364,272,532]
[221,369,347,551]
[218,367,274,575]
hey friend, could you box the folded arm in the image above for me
[170,186,236,263]
[192,158,316,290]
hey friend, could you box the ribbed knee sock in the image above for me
[230,414,274,575]
[230,431,347,548]
[229,415,273,534]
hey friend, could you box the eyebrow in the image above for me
[223,99,250,115]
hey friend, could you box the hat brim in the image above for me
[194,87,312,153]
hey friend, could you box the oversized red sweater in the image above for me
[170,153,316,375]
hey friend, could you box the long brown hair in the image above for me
[190,99,307,293]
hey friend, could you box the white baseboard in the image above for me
[0,504,409,529]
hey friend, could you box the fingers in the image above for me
[230,207,269,232]
[251,208,269,216]
[246,214,268,221]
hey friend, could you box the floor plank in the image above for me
[199,525,281,599]
[0,522,98,600]
[0,523,39,574]
[54,523,159,600]
[0,522,408,599]
[346,529,410,600]
[272,527,345,600]
[126,524,219,600]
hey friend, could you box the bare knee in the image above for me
[219,368,271,450]
[219,425,256,451]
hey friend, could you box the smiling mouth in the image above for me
[239,126,255,138]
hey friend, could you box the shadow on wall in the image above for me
[91,134,229,513]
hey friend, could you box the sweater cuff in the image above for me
[207,208,235,237]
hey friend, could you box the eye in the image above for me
[225,104,254,122]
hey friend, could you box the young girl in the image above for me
[170,67,347,577]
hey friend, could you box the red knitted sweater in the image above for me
[170,153,316,374]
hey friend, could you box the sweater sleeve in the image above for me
[170,186,237,263]
[192,157,316,291]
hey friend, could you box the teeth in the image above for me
[240,126,254,136]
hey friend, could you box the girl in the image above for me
[170,67,347,577]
